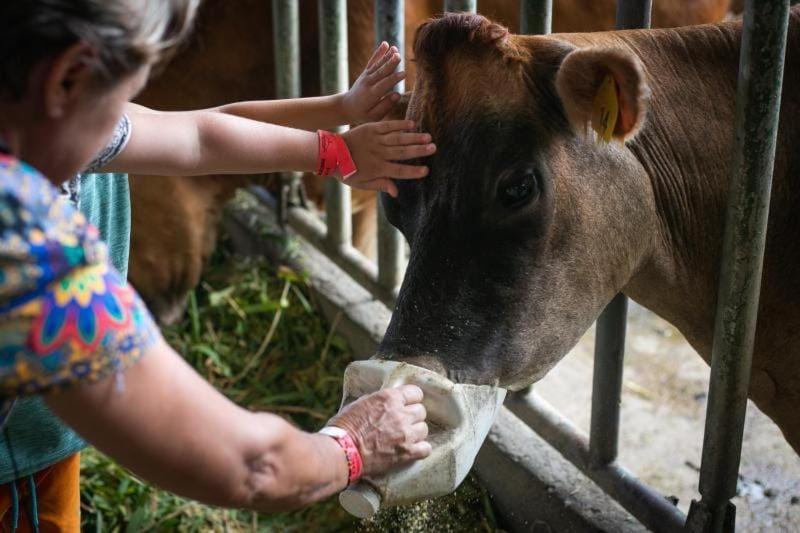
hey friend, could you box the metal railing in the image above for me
[262,1,791,531]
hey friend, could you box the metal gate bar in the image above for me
[589,293,628,467]
[271,0,302,223]
[375,0,406,292]
[318,0,353,250]
[521,0,553,35]
[686,1,791,531]
[444,0,477,12]
[587,0,650,479]
[506,393,688,532]
[615,0,653,30]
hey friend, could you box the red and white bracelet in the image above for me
[319,426,363,486]
[316,130,357,179]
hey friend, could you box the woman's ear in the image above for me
[43,42,98,118]
[555,46,650,142]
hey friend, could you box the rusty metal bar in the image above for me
[272,0,302,224]
[520,0,553,34]
[444,0,477,12]
[686,1,790,532]
[318,0,353,249]
[615,0,653,30]
[375,0,406,292]
[507,392,686,533]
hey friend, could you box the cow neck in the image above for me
[608,21,744,350]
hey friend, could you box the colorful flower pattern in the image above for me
[0,154,158,414]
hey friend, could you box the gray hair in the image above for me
[0,0,200,100]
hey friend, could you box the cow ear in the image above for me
[554,47,649,142]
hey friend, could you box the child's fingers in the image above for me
[366,45,395,75]
[366,53,401,85]
[381,163,429,179]
[367,93,402,121]
[370,69,406,97]
[374,178,399,198]
[347,177,399,197]
[366,41,390,70]
[376,119,416,134]
[380,131,432,146]
[382,143,436,161]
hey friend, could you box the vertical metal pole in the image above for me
[444,0,477,12]
[589,294,628,467]
[375,0,405,290]
[615,0,653,30]
[319,0,353,249]
[520,0,552,35]
[272,0,302,225]
[587,0,650,469]
[686,2,790,532]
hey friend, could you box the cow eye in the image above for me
[499,169,539,209]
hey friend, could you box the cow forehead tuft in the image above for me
[413,12,511,73]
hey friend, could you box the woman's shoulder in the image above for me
[0,155,106,308]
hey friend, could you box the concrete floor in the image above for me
[535,302,800,532]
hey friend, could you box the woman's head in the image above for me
[0,0,199,182]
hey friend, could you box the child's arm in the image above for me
[100,41,431,196]
[101,109,433,197]
[215,42,405,130]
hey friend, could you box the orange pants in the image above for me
[0,454,80,532]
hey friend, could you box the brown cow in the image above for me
[130,0,732,323]
[378,10,800,452]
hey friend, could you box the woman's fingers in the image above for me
[403,441,433,460]
[405,403,427,423]
[409,421,429,442]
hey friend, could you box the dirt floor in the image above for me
[534,302,800,532]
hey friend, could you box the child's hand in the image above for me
[340,120,435,197]
[341,42,405,125]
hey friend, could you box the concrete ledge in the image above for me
[224,191,645,532]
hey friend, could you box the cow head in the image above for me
[378,13,657,389]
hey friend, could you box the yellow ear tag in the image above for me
[592,74,619,143]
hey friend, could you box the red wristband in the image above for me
[319,426,363,486]
[316,130,357,179]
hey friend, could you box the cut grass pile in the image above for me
[79,229,499,532]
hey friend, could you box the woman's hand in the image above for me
[341,42,405,125]
[326,384,432,477]
[340,120,436,197]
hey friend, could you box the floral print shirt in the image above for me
[0,153,158,423]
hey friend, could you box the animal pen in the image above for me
[245,0,791,531]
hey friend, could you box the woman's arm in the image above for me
[46,338,429,511]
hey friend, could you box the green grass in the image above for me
[79,229,500,532]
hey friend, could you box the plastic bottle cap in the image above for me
[339,483,381,519]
